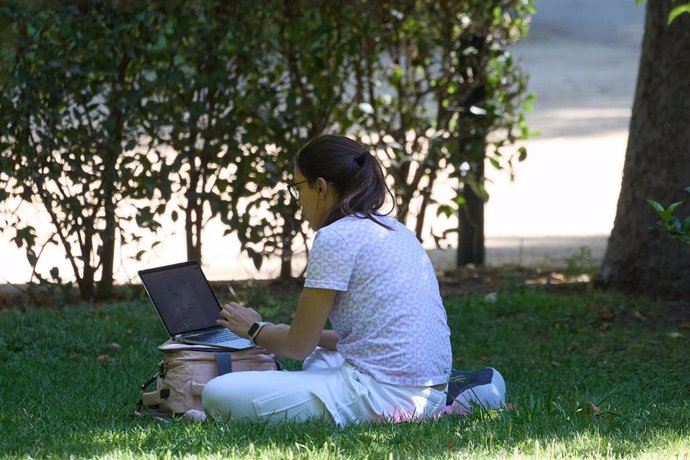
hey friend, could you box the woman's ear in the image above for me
[315,177,329,197]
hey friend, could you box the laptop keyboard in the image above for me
[191,329,243,343]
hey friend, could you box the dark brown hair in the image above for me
[294,134,395,228]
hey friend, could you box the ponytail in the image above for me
[294,135,395,228]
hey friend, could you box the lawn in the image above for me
[0,279,688,459]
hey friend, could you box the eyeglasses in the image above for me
[287,179,309,200]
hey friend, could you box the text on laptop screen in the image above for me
[140,263,221,335]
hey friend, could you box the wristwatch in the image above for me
[247,321,269,344]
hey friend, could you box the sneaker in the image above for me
[445,368,506,414]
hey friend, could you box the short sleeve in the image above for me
[304,227,355,291]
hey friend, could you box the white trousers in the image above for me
[202,348,447,425]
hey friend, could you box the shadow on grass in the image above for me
[0,285,688,458]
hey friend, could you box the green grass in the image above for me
[1,285,688,459]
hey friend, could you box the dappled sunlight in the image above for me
[2,288,688,458]
[0,129,625,285]
[0,0,635,287]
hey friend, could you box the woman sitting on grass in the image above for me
[203,134,452,425]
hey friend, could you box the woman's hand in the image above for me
[217,302,262,339]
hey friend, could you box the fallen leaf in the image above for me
[667,332,685,339]
[586,402,601,416]
[97,354,111,363]
[633,310,647,321]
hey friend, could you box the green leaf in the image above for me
[669,216,682,233]
[216,179,229,193]
[247,248,263,271]
[390,66,403,85]
[668,4,690,24]
[518,146,527,162]
[436,204,455,217]
[647,199,665,214]
[683,216,690,232]
[662,201,685,221]
[26,249,37,267]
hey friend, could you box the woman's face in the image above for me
[292,167,337,230]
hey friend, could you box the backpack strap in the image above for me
[138,370,163,409]
[215,351,232,376]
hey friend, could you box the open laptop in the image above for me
[139,260,254,350]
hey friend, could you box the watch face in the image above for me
[248,322,260,336]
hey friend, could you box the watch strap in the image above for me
[248,321,268,344]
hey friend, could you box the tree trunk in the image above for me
[96,115,122,298]
[186,152,203,264]
[598,0,690,297]
[95,141,116,299]
[186,201,203,264]
[457,157,486,266]
[414,175,435,241]
[279,222,293,280]
[96,192,116,299]
[97,53,131,299]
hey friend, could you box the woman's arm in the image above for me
[217,287,337,360]
[318,329,338,350]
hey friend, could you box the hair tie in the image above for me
[355,151,368,167]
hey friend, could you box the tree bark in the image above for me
[185,150,203,265]
[598,0,690,297]
[96,55,129,300]
[279,221,293,280]
[457,156,486,266]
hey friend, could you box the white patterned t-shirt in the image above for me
[304,215,452,386]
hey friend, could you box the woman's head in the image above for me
[292,135,394,230]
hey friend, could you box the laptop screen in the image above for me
[139,261,222,336]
